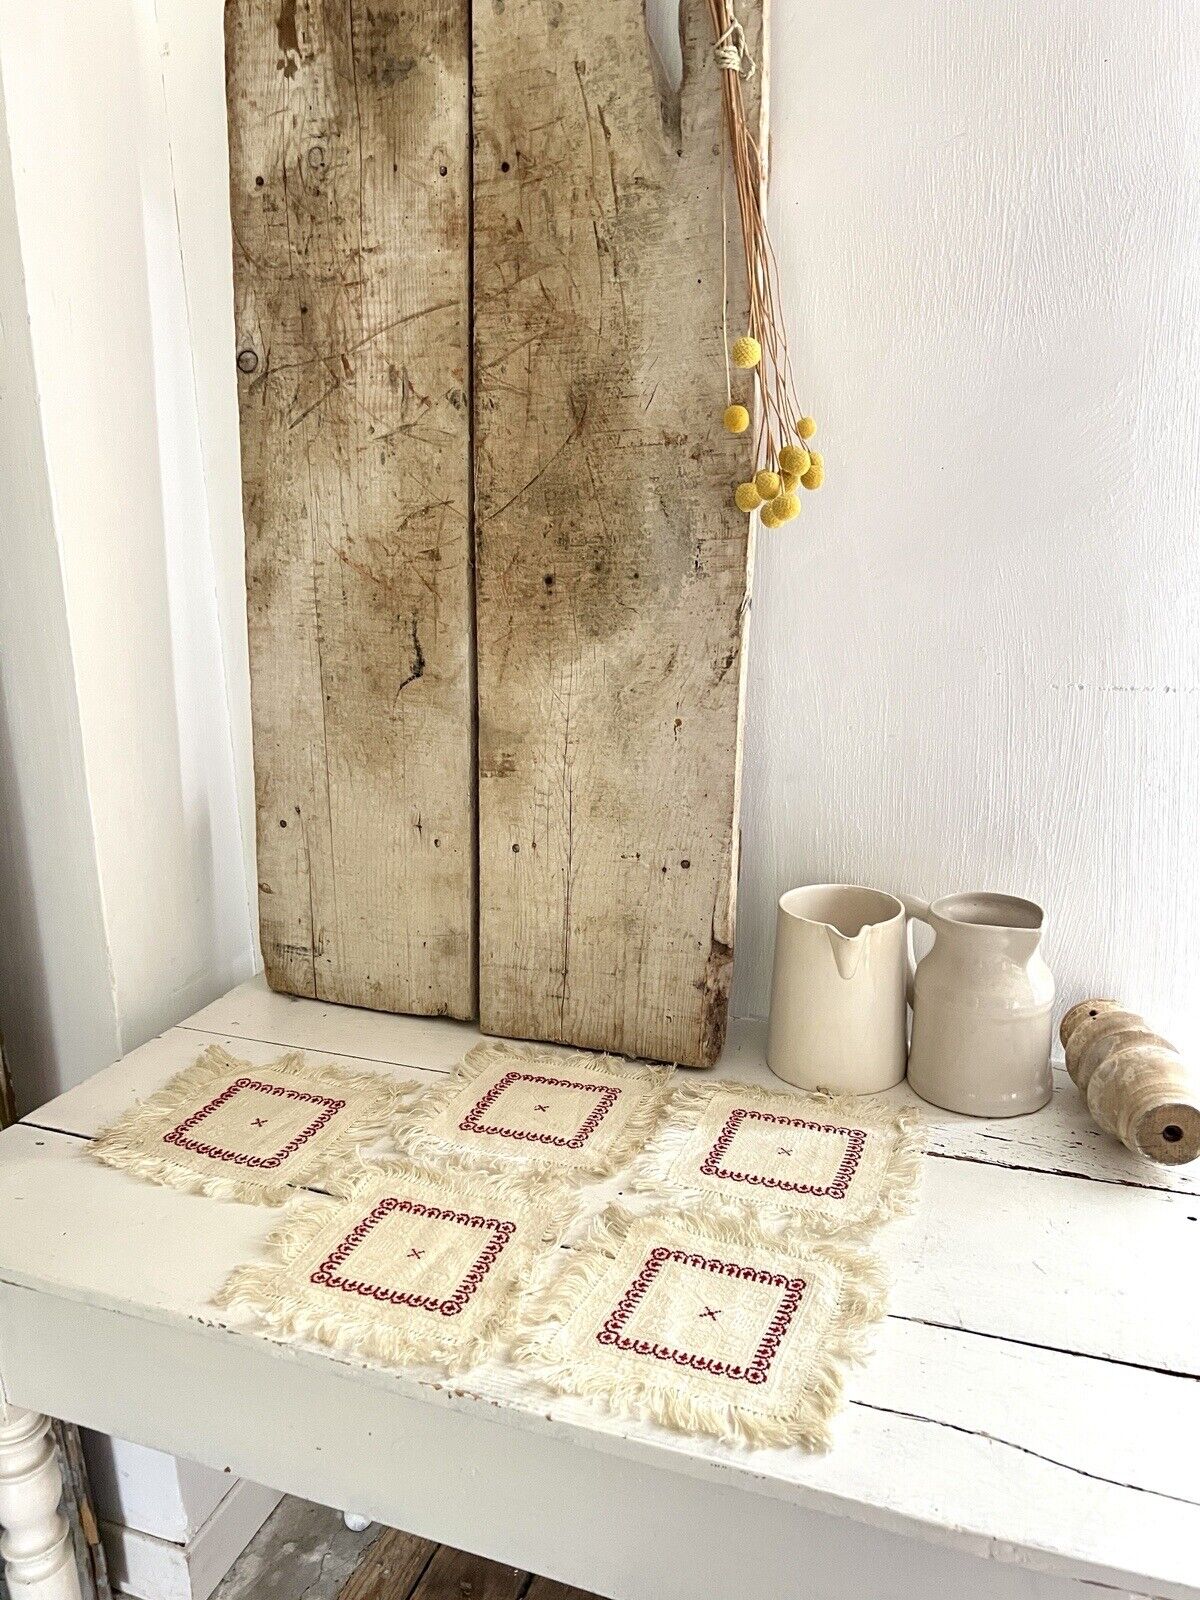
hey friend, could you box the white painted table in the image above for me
[0,979,1196,1600]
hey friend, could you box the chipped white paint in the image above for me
[3,980,1199,1600]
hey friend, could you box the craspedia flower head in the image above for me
[797,416,816,440]
[732,335,762,369]
[723,403,751,435]
[770,492,801,522]
[801,456,824,490]
[734,481,762,512]
[759,504,782,528]
[778,444,811,475]
[780,469,800,492]
[754,469,781,500]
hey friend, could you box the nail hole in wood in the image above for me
[1163,1125,1183,1143]
[237,349,259,374]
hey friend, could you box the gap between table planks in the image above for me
[6,979,1199,1596]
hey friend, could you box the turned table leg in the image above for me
[0,1406,82,1600]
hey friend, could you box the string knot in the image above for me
[714,13,755,77]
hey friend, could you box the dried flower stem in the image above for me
[709,0,808,472]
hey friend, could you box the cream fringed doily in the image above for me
[394,1040,675,1180]
[217,1158,576,1375]
[628,1077,923,1241]
[92,1046,415,1204]
[514,1205,887,1450]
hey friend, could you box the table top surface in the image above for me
[0,978,1197,1598]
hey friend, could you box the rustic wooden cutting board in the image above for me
[228,0,762,1062]
[227,0,475,1018]
[472,0,762,1065]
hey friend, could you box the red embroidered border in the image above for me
[164,1077,346,1169]
[459,1070,619,1149]
[311,1197,516,1318]
[597,1246,805,1385]
[699,1107,867,1199]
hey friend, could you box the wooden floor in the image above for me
[211,1497,598,1600]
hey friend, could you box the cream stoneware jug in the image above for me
[767,885,911,1094]
[904,892,1054,1117]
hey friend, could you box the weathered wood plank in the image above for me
[209,1498,384,1600]
[226,0,475,1018]
[407,1544,526,1600]
[524,1579,600,1600]
[337,1525,436,1600]
[472,0,763,1065]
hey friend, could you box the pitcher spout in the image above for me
[826,924,868,981]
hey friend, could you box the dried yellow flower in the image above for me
[723,403,751,435]
[770,492,801,522]
[797,416,816,440]
[754,469,781,500]
[732,335,762,369]
[778,444,811,475]
[734,481,762,512]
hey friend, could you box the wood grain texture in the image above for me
[336,1526,436,1600]
[524,1579,598,1600]
[226,0,475,1018]
[472,0,763,1066]
[407,1544,526,1600]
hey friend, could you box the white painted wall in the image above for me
[0,0,260,1577]
[0,0,255,1066]
[734,0,1200,1050]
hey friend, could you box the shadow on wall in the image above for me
[0,71,120,1114]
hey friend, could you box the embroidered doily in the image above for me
[515,1207,886,1450]
[92,1046,414,1204]
[396,1042,674,1179]
[629,1079,923,1239]
[218,1159,575,1374]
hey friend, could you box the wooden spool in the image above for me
[1059,999,1200,1166]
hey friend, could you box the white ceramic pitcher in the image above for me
[904,892,1054,1117]
[767,885,911,1094]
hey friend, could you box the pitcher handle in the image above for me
[898,895,931,1009]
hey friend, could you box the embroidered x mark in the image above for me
[777,1146,792,1156]
[700,1306,722,1321]
[534,1104,550,1113]
[408,1248,424,1260]
[252,1118,267,1128]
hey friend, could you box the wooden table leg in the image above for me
[0,1405,82,1600]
